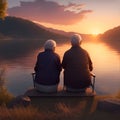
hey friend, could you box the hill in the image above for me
[0,16,67,40]
[0,16,92,41]
[34,22,92,41]
[34,22,76,37]
[99,26,120,51]
[100,26,120,41]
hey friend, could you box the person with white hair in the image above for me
[62,34,93,92]
[34,40,62,93]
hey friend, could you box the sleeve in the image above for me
[87,53,93,71]
[34,54,39,72]
[55,53,62,72]
[62,52,67,69]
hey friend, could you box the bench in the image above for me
[26,73,96,97]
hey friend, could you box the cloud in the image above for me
[64,3,85,13]
[8,0,93,25]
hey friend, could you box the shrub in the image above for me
[0,66,13,105]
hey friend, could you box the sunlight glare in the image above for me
[91,30,100,36]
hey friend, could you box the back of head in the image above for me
[71,34,82,47]
[44,39,56,51]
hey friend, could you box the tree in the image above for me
[0,0,7,20]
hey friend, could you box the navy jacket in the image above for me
[34,50,62,85]
[62,46,93,89]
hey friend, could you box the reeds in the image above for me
[0,106,45,120]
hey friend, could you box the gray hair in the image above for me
[44,39,56,50]
[71,34,82,46]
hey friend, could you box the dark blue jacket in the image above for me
[34,50,62,85]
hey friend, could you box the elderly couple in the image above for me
[34,34,93,93]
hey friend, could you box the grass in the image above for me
[0,87,13,105]
[0,95,119,120]
[0,66,13,105]
[116,91,120,98]
[0,106,45,120]
[29,95,120,120]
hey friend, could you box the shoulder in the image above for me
[38,51,44,55]
[37,51,45,57]
[80,47,89,54]
[53,52,60,59]
[64,48,72,55]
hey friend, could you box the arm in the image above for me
[56,54,62,72]
[87,53,93,71]
[34,54,39,72]
[62,53,67,69]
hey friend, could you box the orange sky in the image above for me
[8,0,120,34]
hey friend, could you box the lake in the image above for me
[0,41,120,96]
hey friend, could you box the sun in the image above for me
[91,31,100,36]
[91,28,102,36]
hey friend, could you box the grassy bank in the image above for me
[0,95,119,120]
[0,84,119,120]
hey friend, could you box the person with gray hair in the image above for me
[62,34,93,92]
[44,39,56,51]
[34,40,62,93]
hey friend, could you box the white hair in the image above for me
[71,34,82,46]
[44,39,56,50]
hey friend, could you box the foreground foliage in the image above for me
[0,97,119,120]
[0,0,7,19]
[0,66,13,105]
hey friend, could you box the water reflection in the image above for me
[82,42,120,94]
[1,41,120,96]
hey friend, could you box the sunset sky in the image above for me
[8,0,120,34]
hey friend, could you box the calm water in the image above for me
[1,41,120,96]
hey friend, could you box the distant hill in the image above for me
[99,26,120,51]
[35,22,91,41]
[100,26,120,41]
[34,22,76,37]
[0,16,67,40]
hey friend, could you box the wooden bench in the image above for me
[27,73,96,97]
